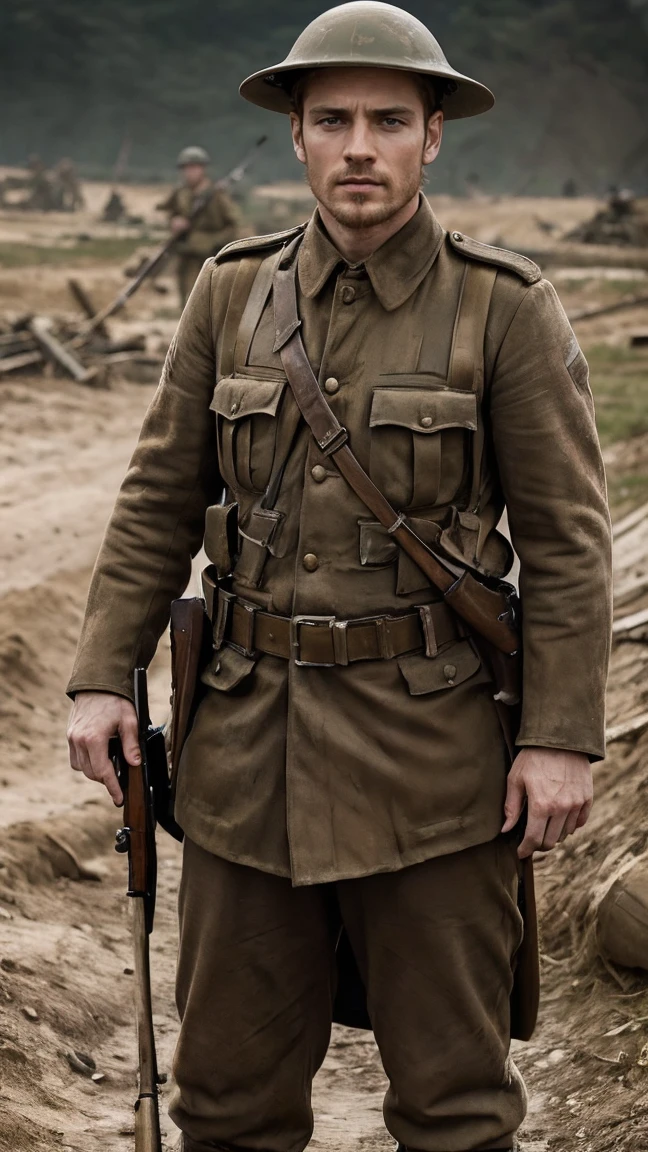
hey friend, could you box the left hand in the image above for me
[170,214,190,236]
[501,746,593,858]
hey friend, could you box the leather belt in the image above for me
[216,588,460,667]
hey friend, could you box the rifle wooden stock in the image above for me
[112,668,163,1151]
[170,597,210,792]
[132,900,162,1152]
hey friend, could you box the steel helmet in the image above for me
[177,146,210,167]
[240,1,494,121]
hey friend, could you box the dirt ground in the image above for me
[2,188,648,1151]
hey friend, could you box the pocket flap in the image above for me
[369,388,477,433]
[210,376,286,421]
[397,639,481,695]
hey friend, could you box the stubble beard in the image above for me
[304,156,424,231]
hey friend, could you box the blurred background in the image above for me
[2,5,648,1152]
[1,0,648,193]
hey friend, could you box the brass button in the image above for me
[311,465,327,483]
[324,377,339,395]
[303,553,319,572]
[230,400,239,415]
[420,415,433,428]
[443,663,457,684]
[452,231,464,242]
[341,285,356,304]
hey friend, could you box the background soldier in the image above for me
[67,4,612,1150]
[159,144,242,306]
[51,157,85,212]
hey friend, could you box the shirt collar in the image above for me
[297,195,445,312]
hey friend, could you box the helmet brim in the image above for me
[240,61,494,121]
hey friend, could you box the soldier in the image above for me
[159,144,242,307]
[52,158,85,212]
[66,4,612,1151]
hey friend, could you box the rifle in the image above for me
[73,135,267,345]
[110,668,182,1152]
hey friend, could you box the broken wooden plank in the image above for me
[613,500,648,540]
[0,350,43,375]
[28,317,97,385]
[613,606,648,637]
[568,293,648,324]
[606,712,648,744]
[67,278,110,340]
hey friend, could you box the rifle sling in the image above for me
[272,238,465,597]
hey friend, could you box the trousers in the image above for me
[169,836,527,1152]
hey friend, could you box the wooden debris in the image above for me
[0,277,163,386]
[28,317,98,385]
[613,500,648,540]
[568,293,648,324]
[0,350,43,375]
[613,606,648,637]
[606,712,648,744]
[67,278,110,340]
[630,330,648,347]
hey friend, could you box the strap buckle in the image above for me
[318,426,348,456]
[227,598,260,658]
[290,615,336,667]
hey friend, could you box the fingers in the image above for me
[84,737,124,807]
[541,812,568,852]
[501,773,525,834]
[118,710,141,768]
[517,808,547,858]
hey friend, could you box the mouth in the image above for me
[338,178,383,191]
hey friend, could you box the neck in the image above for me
[317,192,420,264]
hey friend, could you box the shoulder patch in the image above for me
[215,223,307,264]
[448,230,542,285]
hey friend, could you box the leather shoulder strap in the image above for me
[272,238,462,595]
[219,256,263,378]
[448,260,497,511]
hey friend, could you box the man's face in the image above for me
[290,68,443,231]
[181,163,206,189]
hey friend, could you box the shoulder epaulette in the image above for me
[215,223,307,264]
[447,230,542,285]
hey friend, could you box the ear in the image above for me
[290,112,307,165]
[423,110,444,166]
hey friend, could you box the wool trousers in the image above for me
[169,835,527,1151]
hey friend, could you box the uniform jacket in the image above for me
[67,196,612,885]
[160,181,241,260]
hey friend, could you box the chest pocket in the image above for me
[211,375,287,494]
[369,386,477,512]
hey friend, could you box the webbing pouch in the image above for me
[235,507,285,588]
[204,502,239,579]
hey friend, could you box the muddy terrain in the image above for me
[1,190,648,1151]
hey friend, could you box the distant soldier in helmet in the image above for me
[159,145,242,306]
[68,4,611,1151]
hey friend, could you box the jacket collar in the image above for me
[297,194,445,312]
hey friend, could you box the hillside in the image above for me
[1,0,647,193]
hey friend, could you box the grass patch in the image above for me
[587,343,648,447]
[0,236,152,268]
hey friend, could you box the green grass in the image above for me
[587,343,648,447]
[0,236,152,268]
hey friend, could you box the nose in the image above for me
[342,118,377,166]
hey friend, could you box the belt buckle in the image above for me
[290,615,336,667]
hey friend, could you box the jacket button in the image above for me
[303,553,319,572]
[230,400,240,414]
[324,377,339,394]
[311,465,327,483]
[420,415,433,428]
[443,663,457,684]
[452,231,464,242]
[341,285,356,304]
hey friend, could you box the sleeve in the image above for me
[489,278,612,759]
[66,262,221,701]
